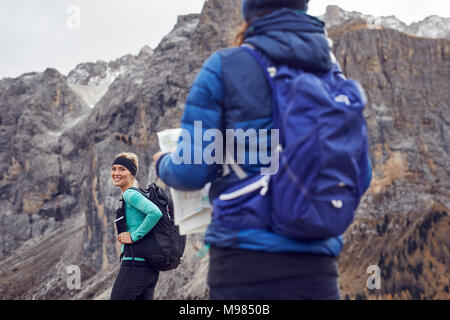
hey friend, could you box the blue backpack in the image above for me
[212,45,370,240]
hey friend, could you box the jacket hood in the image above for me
[244,8,333,72]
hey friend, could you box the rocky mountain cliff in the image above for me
[322,5,450,40]
[66,46,154,108]
[0,1,448,300]
[330,22,449,300]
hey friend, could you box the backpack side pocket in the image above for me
[212,175,271,230]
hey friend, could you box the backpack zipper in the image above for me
[219,176,270,201]
[114,216,124,223]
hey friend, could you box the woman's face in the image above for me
[111,164,134,188]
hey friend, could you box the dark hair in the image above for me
[233,9,275,47]
[233,21,251,47]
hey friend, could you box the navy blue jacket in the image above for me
[157,9,372,256]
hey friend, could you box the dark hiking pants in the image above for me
[209,274,341,300]
[110,261,159,300]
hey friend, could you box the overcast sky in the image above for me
[1,0,449,79]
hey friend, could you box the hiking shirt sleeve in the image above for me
[123,189,162,243]
[156,52,224,190]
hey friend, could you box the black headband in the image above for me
[112,157,137,177]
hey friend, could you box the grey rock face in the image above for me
[67,46,155,108]
[67,46,154,87]
[408,15,450,40]
[0,68,89,261]
[321,5,450,40]
[330,26,449,300]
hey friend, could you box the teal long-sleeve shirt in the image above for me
[121,187,163,261]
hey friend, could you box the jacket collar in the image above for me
[244,8,333,72]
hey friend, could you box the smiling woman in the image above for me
[110,152,163,300]
[111,152,139,191]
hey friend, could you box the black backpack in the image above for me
[114,183,186,271]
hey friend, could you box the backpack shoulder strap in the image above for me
[128,186,146,195]
[241,43,279,113]
[126,186,153,204]
[241,44,277,84]
[241,43,285,147]
[220,44,277,181]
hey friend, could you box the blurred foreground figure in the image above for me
[155,0,372,300]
